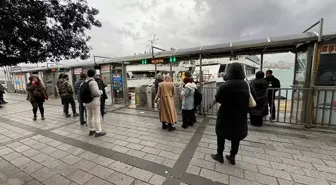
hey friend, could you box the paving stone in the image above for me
[281,157,315,169]
[62,154,82,165]
[31,152,53,163]
[67,147,86,155]
[99,142,115,149]
[57,143,74,151]
[31,167,56,182]
[0,147,14,156]
[79,151,99,161]
[2,151,23,161]
[106,171,134,185]
[41,158,64,169]
[190,158,215,170]
[142,147,161,155]
[193,152,206,159]
[20,161,43,174]
[7,172,33,184]
[140,141,157,148]
[126,138,142,144]
[229,176,262,185]
[303,168,336,182]
[162,158,176,168]
[143,154,165,164]
[73,159,97,172]
[258,166,292,181]
[40,146,58,154]
[277,179,296,185]
[89,165,114,179]
[158,151,179,160]
[25,180,43,185]
[48,140,63,147]
[44,174,72,185]
[127,143,145,151]
[313,163,336,174]
[127,150,146,158]
[22,148,40,157]
[186,165,200,175]
[68,170,94,185]
[112,145,130,153]
[244,170,278,185]
[132,180,151,185]
[242,156,271,167]
[199,168,228,184]
[293,155,325,165]
[149,174,166,185]
[270,161,305,175]
[214,163,244,178]
[6,142,23,149]
[31,142,48,150]
[13,145,31,153]
[53,162,78,176]
[11,156,32,167]
[94,156,115,167]
[126,167,154,182]
[85,177,113,185]
[291,173,329,185]
[49,150,69,159]
[108,161,133,173]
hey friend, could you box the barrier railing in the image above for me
[200,86,336,126]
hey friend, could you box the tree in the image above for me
[0,0,102,66]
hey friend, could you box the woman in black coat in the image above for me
[211,63,249,165]
[249,71,269,126]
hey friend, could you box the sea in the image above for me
[271,69,294,99]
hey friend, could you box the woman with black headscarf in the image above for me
[211,63,249,165]
[249,71,269,127]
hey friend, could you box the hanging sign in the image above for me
[73,68,82,75]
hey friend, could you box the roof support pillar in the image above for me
[199,54,203,83]
[260,53,264,71]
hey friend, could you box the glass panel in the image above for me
[316,44,336,86]
[294,51,307,86]
[101,65,112,106]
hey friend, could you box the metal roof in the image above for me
[11,31,336,73]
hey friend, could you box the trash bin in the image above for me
[174,84,182,112]
[146,85,154,109]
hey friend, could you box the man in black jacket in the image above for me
[265,70,281,120]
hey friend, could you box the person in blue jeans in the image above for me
[75,72,87,125]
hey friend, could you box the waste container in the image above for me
[174,84,182,112]
[146,85,154,109]
[135,85,147,106]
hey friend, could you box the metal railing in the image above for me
[200,86,336,126]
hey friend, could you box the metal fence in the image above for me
[200,85,336,126]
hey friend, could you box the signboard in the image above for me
[321,44,336,54]
[73,68,82,75]
[151,59,164,64]
[101,65,110,72]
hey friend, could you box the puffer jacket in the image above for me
[57,78,73,96]
[181,82,197,110]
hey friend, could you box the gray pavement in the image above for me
[1,94,336,185]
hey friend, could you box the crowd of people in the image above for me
[25,69,107,137]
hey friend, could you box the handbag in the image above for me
[246,81,257,108]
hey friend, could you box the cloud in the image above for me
[83,0,336,60]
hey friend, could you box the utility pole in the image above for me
[148,34,159,76]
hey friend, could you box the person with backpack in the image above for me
[95,74,107,118]
[26,76,48,121]
[57,74,79,118]
[81,69,106,137]
[75,72,87,125]
[181,77,197,129]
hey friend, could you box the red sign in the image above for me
[321,44,336,54]
[51,69,57,72]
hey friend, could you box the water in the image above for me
[271,69,294,99]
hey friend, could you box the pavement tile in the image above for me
[186,165,200,175]
[108,161,133,174]
[6,142,24,149]
[0,147,14,156]
[62,154,82,165]
[142,147,161,155]
[89,165,114,179]
[53,162,78,176]
[112,145,130,153]
[229,176,262,185]
[7,172,33,184]
[68,170,94,185]
[40,146,58,154]
[50,150,69,159]
[127,143,145,151]
[127,149,146,158]
[2,151,23,161]
[126,167,154,182]
[20,161,43,174]
[31,153,52,163]
[106,171,134,185]
[73,159,97,172]
[44,174,72,185]
[291,173,329,185]
[84,177,113,185]
[149,174,166,185]
[31,167,56,182]
[25,180,43,185]
[41,158,64,169]
[94,156,115,167]
[79,151,99,161]
[22,148,40,157]
[258,166,292,181]
[214,163,244,178]
[143,154,165,164]
[190,158,215,170]
[244,170,278,185]
[10,156,32,167]
[199,168,229,184]
[13,145,31,153]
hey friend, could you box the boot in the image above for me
[168,123,176,131]
[162,122,167,129]
[33,116,37,121]
[211,154,224,163]
[225,155,236,165]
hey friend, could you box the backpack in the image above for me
[194,89,202,107]
[80,79,94,103]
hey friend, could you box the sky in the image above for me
[19,0,336,67]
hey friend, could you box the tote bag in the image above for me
[246,81,257,108]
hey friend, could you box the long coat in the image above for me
[156,82,178,124]
[249,78,269,116]
[216,63,249,141]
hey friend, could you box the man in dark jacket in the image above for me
[75,72,87,125]
[211,63,249,165]
[265,70,281,120]
[57,74,79,118]
[0,83,7,104]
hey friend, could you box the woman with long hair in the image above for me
[154,75,178,131]
[26,76,48,121]
[181,77,197,128]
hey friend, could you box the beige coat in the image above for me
[155,82,178,124]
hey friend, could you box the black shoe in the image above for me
[33,116,37,121]
[211,154,224,163]
[182,124,188,129]
[73,113,79,117]
[162,123,167,129]
[80,121,87,125]
[95,132,106,137]
[41,117,45,120]
[89,130,96,136]
[225,155,236,165]
[65,114,71,118]
[168,124,176,132]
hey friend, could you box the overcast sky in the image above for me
[17,0,336,67]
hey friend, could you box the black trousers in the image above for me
[182,109,196,126]
[250,115,263,127]
[31,101,44,117]
[100,98,106,117]
[217,135,240,156]
[62,95,76,115]
[268,95,276,119]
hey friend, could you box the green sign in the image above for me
[141,59,147,64]
[169,56,176,63]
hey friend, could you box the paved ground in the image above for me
[1,94,336,185]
